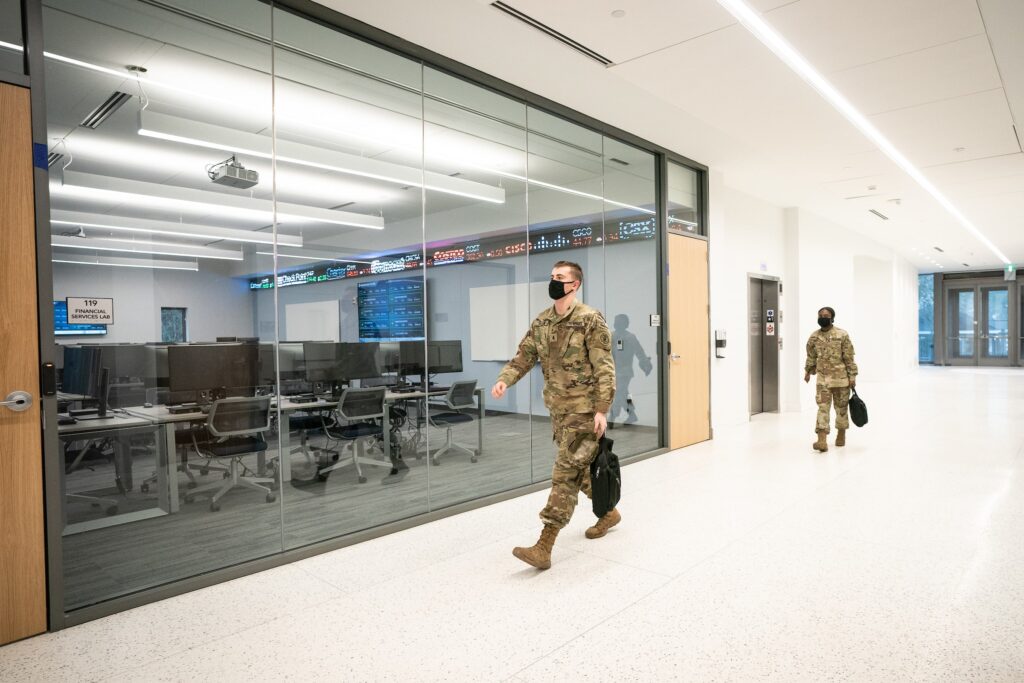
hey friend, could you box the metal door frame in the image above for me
[747,273,781,416]
[942,278,1017,367]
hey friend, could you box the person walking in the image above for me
[491,260,617,569]
[804,306,858,452]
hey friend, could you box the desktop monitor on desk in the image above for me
[259,342,306,386]
[167,344,260,400]
[303,342,382,393]
[85,344,155,384]
[62,345,109,417]
[427,340,463,375]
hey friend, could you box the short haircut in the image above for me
[819,307,836,319]
[553,260,583,283]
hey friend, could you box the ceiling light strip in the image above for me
[53,171,384,230]
[51,235,243,260]
[138,111,505,204]
[52,254,199,271]
[715,0,1011,265]
[50,210,301,247]
[255,250,373,264]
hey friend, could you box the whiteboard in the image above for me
[469,281,554,361]
[285,300,340,342]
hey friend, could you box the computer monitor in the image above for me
[259,342,306,384]
[398,341,426,378]
[90,344,154,383]
[427,340,463,374]
[167,344,259,397]
[61,345,109,417]
[303,342,381,383]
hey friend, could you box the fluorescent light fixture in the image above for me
[52,235,243,260]
[53,171,384,230]
[714,0,1011,266]
[255,249,373,264]
[50,210,302,247]
[138,111,505,205]
[52,253,199,271]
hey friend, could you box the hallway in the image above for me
[3,367,1022,681]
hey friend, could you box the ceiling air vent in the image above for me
[491,2,614,66]
[80,91,132,129]
[609,157,630,166]
[868,209,888,220]
[934,246,945,253]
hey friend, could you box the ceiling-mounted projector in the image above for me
[208,156,259,189]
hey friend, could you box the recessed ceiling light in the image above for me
[714,0,1011,265]
[953,147,966,153]
[611,9,626,18]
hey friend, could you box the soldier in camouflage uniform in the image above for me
[492,260,618,570]
[804,306,858,452]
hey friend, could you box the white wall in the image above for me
[52,262,254,344]
[709,176,919,430]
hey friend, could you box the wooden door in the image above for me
[668,234,710,449]
[0,82,47,644]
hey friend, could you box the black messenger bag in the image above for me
[849,388,868,427]
[590,436,621,518]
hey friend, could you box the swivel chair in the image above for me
[427,380,479,465]
[183,397,275,511]
[318,387,391,483]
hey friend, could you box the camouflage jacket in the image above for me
[805,326,858,388]
[497,301,616,415]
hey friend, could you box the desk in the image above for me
[58,413,175,535]
[123,405,207,513]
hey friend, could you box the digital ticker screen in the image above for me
[357,277,425,342]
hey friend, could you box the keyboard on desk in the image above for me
[286,394,317,403]
[167,403,200,415]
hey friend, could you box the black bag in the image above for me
[590,436,621,518]
[849,388,868,427]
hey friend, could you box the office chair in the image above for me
[183,397,275,511]
[64,439,119,516]
[319,387,391,483]
[289,409,336,466]
[427,380,479,465]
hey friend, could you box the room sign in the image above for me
[66,297,114,325]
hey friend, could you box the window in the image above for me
[161,308,187,343]
[918,275,934,363]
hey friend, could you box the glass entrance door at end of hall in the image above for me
[945,284,1013,366]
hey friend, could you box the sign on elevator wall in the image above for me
[66,297,114,325]
[766,322,775,336]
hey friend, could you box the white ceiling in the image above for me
[316,0,1024,272]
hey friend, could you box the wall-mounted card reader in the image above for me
[715,329,727,358]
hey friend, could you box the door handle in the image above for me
[670,354,681,361]
[1,391,33,412]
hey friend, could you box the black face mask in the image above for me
[548,279,576,300]
[818,317,833,329]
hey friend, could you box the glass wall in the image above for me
[918,274,934,363]
[41,0,685,616]
[0,0,23,77]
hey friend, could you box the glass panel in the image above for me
[0,0,23,76]
[947,289,975,360]
[270,8,429,549]
[917,274,934,363]
[526,108,605,482]
[44,0,279,611]
[667,161,701,234]
[982,288,1009,359]
[603,137,659,455]
[421,67,531,509]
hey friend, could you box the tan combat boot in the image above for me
[836,429,846,447]
[586,508,621,539]
[513,525,559,569]
[812,430,828,452]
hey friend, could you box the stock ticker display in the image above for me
[248,216,656,291]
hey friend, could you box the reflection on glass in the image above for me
[955,290,975,358]
[668,161,701,234]
[0,0,23,76]
[984,288,1009,358]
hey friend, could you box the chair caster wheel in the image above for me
[332,454,339,462]
[210,502,220,512]
[200,468,209,475]
[471,457,478,463]
[266,494,276,503]
[184,495,194,504]
[187,481,197,489]
[106,506,119,516]
[358,476,367,483]
[317,473,328,482]
[431,458,440,466]
[415,454,423,460]
[141,484,150,493]
[90,502,101,508]
[222,472,230,479]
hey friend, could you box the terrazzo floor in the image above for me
[3,366,1023,681]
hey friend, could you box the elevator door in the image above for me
[749,277,780,415]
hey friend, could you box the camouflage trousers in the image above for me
[815,385,851,432]
[539,412,599,529]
